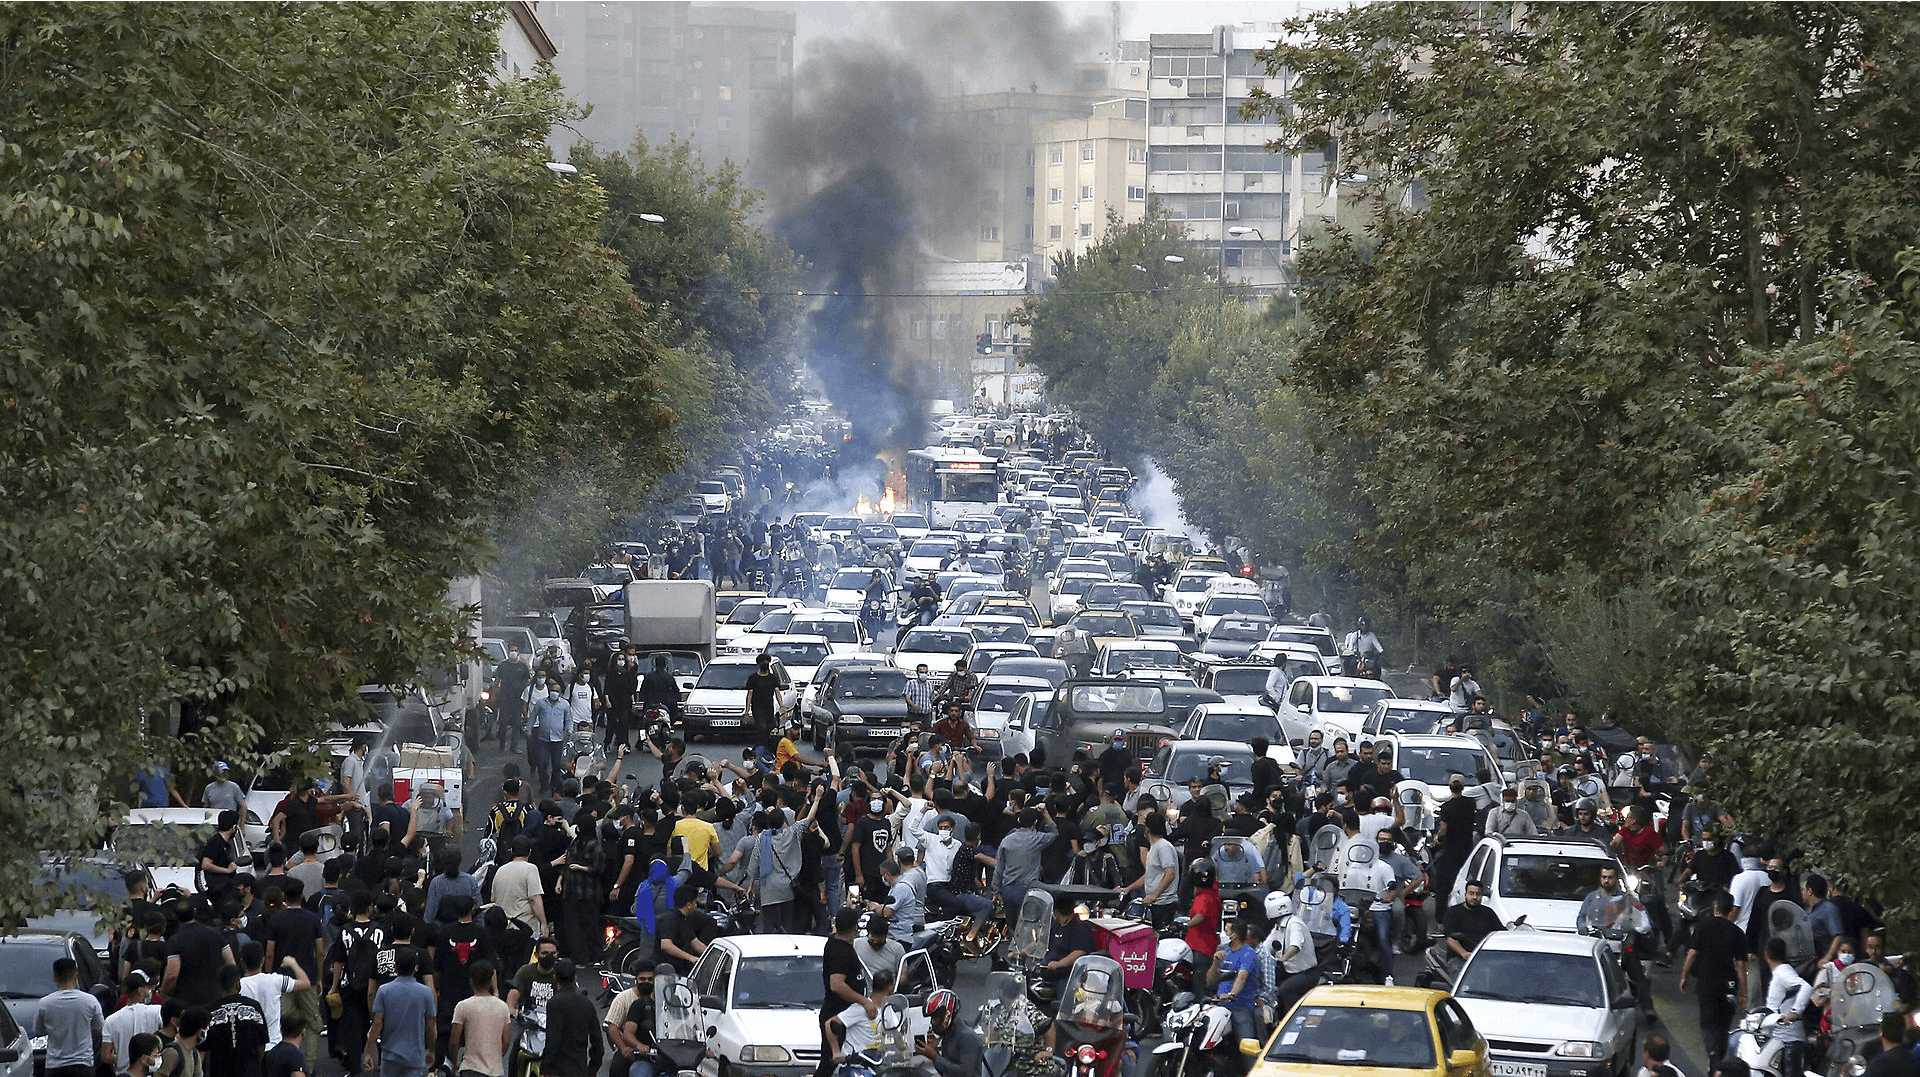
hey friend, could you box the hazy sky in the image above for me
[790,1,1334,66]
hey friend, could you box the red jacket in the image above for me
[1185,885,1222,957]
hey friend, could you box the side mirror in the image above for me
[1240,1039,1264,1058]
[1448,1049,1479,1070]
[1612,989,1636,1009]
[0,1048,20,1064]
[699,994,724,1012]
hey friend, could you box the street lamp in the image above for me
[544,161,578,177]
[1163,255,1185,264]
[627,212,666,225]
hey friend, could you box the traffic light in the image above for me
[976,332,992,355]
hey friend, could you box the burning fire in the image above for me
[880,488,896,515]
[856,494,873,515]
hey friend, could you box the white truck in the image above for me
[624,579,717,667]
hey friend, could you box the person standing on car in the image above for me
[203,762,246,814]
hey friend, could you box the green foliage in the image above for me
[0,3,683,922]
[1253,2,1920,582]
[1664,265,1920,932]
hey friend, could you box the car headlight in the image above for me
[976,728,1000,739]
[685,704,708,716]
[839,714,864,724]
[742,1046,794,1063]
[1554,1041,1604,1059]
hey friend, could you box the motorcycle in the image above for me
[1047,955,1131,1077]
[641,702,676,747]
[839,996,920,1077]
[1728,1009,1817,1077]
[1152,993,1237,1077]
[652,965,712,1077]
[978,970,1052,1077]
[1821,960,1898,1077]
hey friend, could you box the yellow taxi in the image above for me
[1244,985,1491,1077]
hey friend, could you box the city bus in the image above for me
[904,446,1000,527]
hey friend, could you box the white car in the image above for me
[683,655,796,736]
[1451,930,1643,1077]
[1246,642,1331,680]
[903,536,964,576]
[1277,675,1397,742]
[817,515,861,545]
[891,627,976,674]
[1051,557,1115,586]
[1192,592,1271,641]
[969,674,1053,757]
[888,512,930,544]
[822,567,890,613]
[1177,702,1288,750]
[757,634,834,690]
[693,480,733,515]
[1093,639,1186,677]
[716,598,804,650]
[1449,835,1628,934]
[113,808,261,895]
[1365,698,1461,737]
[1384,732,1505,804]
[684,934,828,1077]
[1042,483,1083,512]
[717,601,808,656]
[1047,572,1106,623]
[1167,569,1231,622]
[1266,623,1342,670]
[785,611,867,654]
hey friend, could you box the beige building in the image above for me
[1031,96,1149,271]
[499,1,557,79]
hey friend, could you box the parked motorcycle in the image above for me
[1152,993,1237,1077]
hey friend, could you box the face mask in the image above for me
[581,674,590,682]
[549,693,561,703]
[918,673,929,681]
[1702,841,1716,851]
[1836,954,1855,967]
[1768,869,1786,883]
[537,953,556,969]
[939,830,955,844]
[869,799,884,814]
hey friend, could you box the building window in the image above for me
[1127,145,1148,164]
[984,148,1002,167]
[1025,186,1036,200]
[1049,148,1064,165]
[1223,247,1244,268]
[1025,224,1035,241]
[1079,223,1093,238]
[1127,185,1146,201]
[718,116,730,130]
[1081,144,1095,162]
[980,225,1001,242]
[1048,188,1062,203]
[911,319,928,341]
[1027,149,1036,167]
[1048,224,1063,240]
[717,84,732,101]
[932,319,948,341]
[1080,185,1094,201]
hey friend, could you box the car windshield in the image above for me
[750,611,796,633]
[1211,668,1270,695]
[1375,707,1442,735]
[900,630,973,653]
[0,945,65,997]
[1055,576,1099,596]
[1396,745,1491,786]
[1203,597,1268,617]
[696,664,758,690]
[970,622,1029,643]
[726,603,779,626]
[1209,619,1271,642]
[1086,584,1148,603]
[1176,576,1215,593]
[764,641,831,665]
[837,671,907,699]
[583,565,631,585]
[790,620,862,644]
[831,568,879,589]
[1500,853,1611,901]
[966,555,1005,574]
[976,684,1040,712]
[1193,712,1281,742]
[697,482,725,495]
[582,606,625,631]
[644,652,705,676]
[1120,603,1179,627]
[1070,613,1135,637]
[1065,684,1164,714]
[1456,950,1604,1007]
[909,539,960,558]
[1317,685,1394,713]
[891,514,927,530]
[112,823,214,865]
[992,659,1068,685]
[1262,1006,1437,1069]
[1163,750,1254,784]
[505,614,562,637]
[1108,648,1181,671]
[730,955,820,1009]
[856,524,897,540]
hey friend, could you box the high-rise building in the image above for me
[544,2,793,192]
[1031,95,1149,270]
[499,1,558,80]
[1146,26,1333,300]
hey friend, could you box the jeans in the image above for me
[526,735,557,793]
[380,1060,429,1077]
[1372,908,1394,959]
[824,858,844,919]
[1226,1006,1259,1070]
[928,883,994,926]
[1001,884,1030,914]
[628,1062,657,1077]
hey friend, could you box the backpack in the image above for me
[489,800,530,849]
[341,921,389,992]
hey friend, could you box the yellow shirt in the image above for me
[672,816,719,870]
[776,737,801,771]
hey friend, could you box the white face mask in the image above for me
[869,799,885,814]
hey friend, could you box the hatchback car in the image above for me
[1448,837,1628,935]
[685,934,829,1077]
[1246,985,1490,1077]
[1450,931,1641,1077]
[682,656,795,738]
[813,666,913,756]
[1279,676,1398,743]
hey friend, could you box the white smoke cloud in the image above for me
[1133,456,1198,542]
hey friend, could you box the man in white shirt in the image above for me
[827,969,897,1063]
[102,972,162,1067]
[1762,938,1813,1077]
[237,942,308,1046]
[1727,856,1770,932]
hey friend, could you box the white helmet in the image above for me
[1265,891,1290,921]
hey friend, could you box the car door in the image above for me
[689,946,737,1077]
[1453,844,1491,905]
[1279,680,1314,740]
[1599,950,1638,1061]
[1434,998,1486,1076]
[1003,697,1032,759]
[0,1002,27,1077]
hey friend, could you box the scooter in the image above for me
[1727,1009,1816,1077]
[1152,993,1237,1077]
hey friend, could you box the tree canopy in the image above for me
[0,3,688,921]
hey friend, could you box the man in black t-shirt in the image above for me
[161,899,236,1009]
[203,964,269,1077]
[846,796,893,894]
[745,654,785,735]
[817,909,873,1077]
[652,889,706,975]
[1680,891,1750,1070]
[200,810,242,903]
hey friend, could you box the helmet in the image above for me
[1187,858,1217,888]
[1356,616,1370,631]
[924,988,958,1023]
[1556,764,1575,779]
[1574,796,1598,812]
[1264,891,1290,920]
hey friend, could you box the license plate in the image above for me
[867,728,900,738]
[708,719,741,728]
[1492,1062,1547,1077]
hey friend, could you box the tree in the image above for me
[0,3,682,921]
[1665,261,1920,931]
[1251,3,1920,582]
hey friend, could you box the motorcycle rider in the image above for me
[1264,892,1319,1025]
[914,989,983,1077]
[1341,617,1383,676]
[937,659,978,710]
[1760,938,1814,1077]
[637,654,682,737]
[1432,878,1503,980]
[1578,866,1653,1018]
